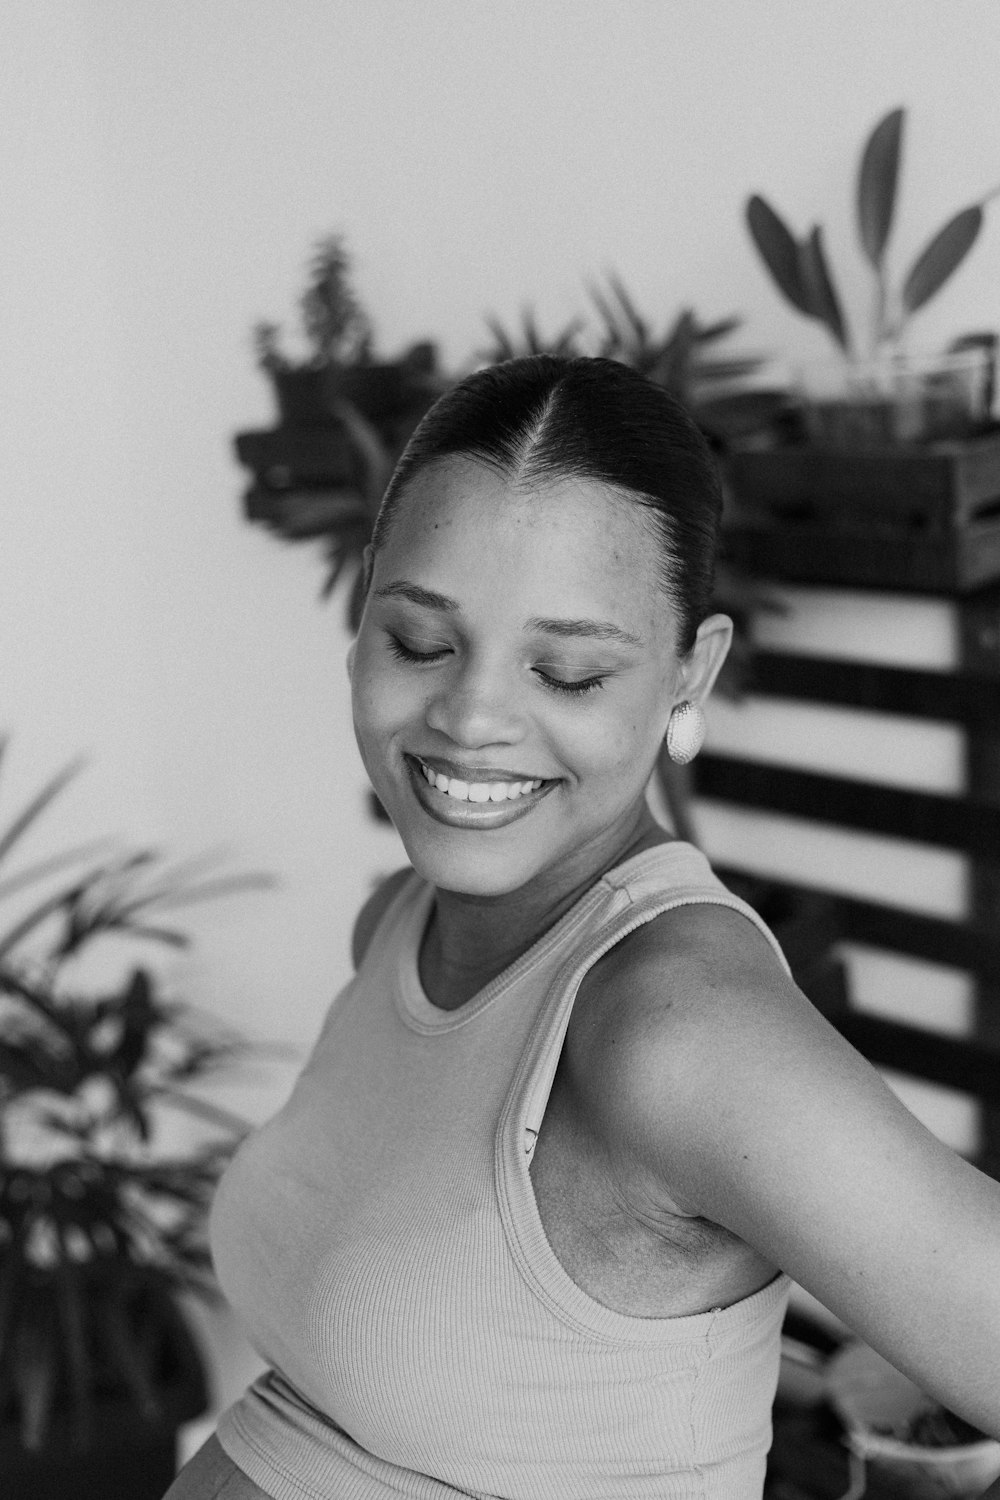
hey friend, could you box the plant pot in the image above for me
[826,1340,1000,1499]
[725,429,1000,591]
[797,350,993,448]
[0,1282,209,1500]
[268,366,342,427]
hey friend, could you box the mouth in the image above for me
[404,754,557,828]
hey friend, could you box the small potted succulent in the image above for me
[0,740,274,1499]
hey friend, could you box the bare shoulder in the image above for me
[351,866,414,969]
[570,897,804,1081]
[569,899,1000,1432]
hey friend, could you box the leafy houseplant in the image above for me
[732,108,1000,592]
[0,742,273,1498]
[244,234,445,621]
[746,106,999,446]
[253,232,443,442]
[254,233,375,426]
[483,273,793,452]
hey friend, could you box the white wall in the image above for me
[4,0,1000,1434]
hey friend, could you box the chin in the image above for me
[397,827,547,899]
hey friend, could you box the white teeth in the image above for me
[417,760,544,804]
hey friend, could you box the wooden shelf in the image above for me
[726,433,1000,592]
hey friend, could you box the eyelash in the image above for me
[386,635,607,697]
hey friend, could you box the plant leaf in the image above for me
[0,756,87,868]
[901,205,983,314]
[604,273,649,346]
[691,315,743,346]
[857,107,904,268]
[745,196,815,316]
[799,226,851,351]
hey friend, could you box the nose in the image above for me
[423,656,524,750]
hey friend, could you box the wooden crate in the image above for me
[726,434,1000,592]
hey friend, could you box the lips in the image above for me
[413,753,549,785]
[404,754,556,828]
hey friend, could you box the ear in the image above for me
[677,612,733,705]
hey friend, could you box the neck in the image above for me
[420,805,671,1011]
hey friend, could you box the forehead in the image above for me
[380,456,662,577]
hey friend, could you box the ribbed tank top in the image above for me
[211,841,791,1500]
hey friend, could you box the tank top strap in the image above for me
[504,840,791,1183]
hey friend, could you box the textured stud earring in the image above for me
[665,700,706,765]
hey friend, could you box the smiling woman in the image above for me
[166,357,1000,1500]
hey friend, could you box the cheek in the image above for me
[351,640,423,743]
[552,705,654,784]
[580,681,673,779]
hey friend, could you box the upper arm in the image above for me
[351,866,413,969]
[579,904,1000,1435]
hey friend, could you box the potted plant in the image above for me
[253,233,375,427]
[732,106,1000,591]
[745,105,998,444]
[251,232,445,442]
[0,741,274,1499]
[240,234,446,619]
[825,1339,1000,1499]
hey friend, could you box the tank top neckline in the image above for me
[395,839,710,1033]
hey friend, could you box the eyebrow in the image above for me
[373,580,642,647]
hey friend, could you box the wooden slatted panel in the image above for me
[713,869,1000,987]
[700,641,1000,1140]
[749,651,1000,726]
[696,757,1000,855]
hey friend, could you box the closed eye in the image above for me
[387,634,608,697]
[387,634,450,664]
[535,670,607,697]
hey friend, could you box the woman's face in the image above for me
[350,456,730,901]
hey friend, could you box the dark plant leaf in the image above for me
[481,315,518,362]
[149,1083,253,1136]
[745,195,815,316]
[692,356,767,385]
[0,1251,22,1367]
[0,857,132,960]
[0,840,109,903]
[0,755,86,868]
[0,968,68,1031]
[14,1311,58,1450]
[651,310,697,395]
[52,1252,94,1449]
[857,107,905,268]
[799,226,851,351]
[99,1293,162,1421]
[691,315,743,345]
[604,272,649,346]
[901,205,983,314]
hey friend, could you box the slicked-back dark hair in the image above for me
[369,355,723,654]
